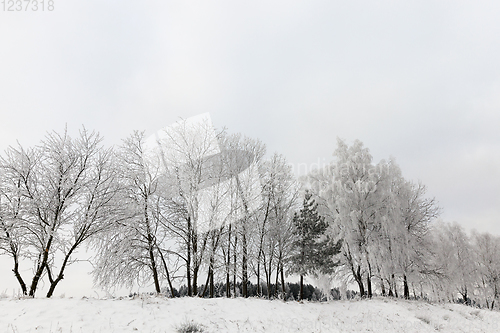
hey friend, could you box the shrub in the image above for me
[176,320,204,333]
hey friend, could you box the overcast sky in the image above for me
[1,0,500,296]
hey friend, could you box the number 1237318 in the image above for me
[2,0,54,11]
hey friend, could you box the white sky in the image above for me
[1,1,500,296]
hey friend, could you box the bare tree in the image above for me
[394,181,439,299]
[431,222,477,304]
[148,114,228,296]
[472,231,500,309]
[0,128,120,297]
[324,139,385,298]
[0,145,38,295]
[253,153,298,299]
[92,131,176,295]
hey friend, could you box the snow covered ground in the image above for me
[1,295,499,333]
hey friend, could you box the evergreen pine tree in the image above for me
[289,190,342,300]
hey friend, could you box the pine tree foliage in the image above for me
[290,190,341,275]
[288,190,342,299]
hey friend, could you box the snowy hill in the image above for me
[1,296,500,333]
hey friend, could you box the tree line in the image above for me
[0,124,499,310]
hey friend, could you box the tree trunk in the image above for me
[13,256,27,295]
[377,266,385,296]
[367,274,372,298]
[233,234,237,297]
[209,251,215,298]
[193,266,199,296]
[256,205,270,298]
[274,265,279,298]
[187,217,192,297]
[267,256,273,298]
[226,223,232,297]
[299,275,304,301]
[158,247,175,297]
[264,258,271,299]
[256,256,261,296]
[461,286,468,305]
[226,271,230,297]
[29,235,54,296]
[210,266,214,298]
[46,276,60,298]
[494,284,498,310]
[366,258,372,298]
[242,230,248,298]
[4,226,27,295]
[46,242,79,298]
[149,244,161,294]
[145,200,161,294]
[192,221,198,296]
[202,270,210,297]
[236,175,249,298]
[280,265,286,300]
[353,265,365,298]
[403,274,410,300]
[392,274,398,298]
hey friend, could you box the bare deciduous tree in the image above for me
[0,128,120,297]
[92,131,176,295]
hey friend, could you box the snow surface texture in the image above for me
[1,296,499,333]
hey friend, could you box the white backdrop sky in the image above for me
[1,0,500,295]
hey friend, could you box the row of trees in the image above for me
[0,123,335,299]
[1,124,498,310]
[303,139,500,309]
[431,222,500,309]
[304,139,441,300]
